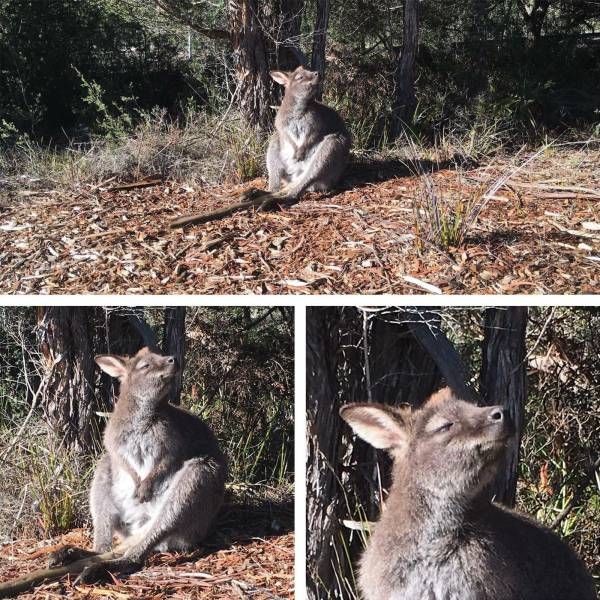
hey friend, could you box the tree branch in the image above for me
[0,550,122,598]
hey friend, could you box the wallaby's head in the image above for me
[271,66,319,102]
[340,388,512,501]
[95,347,178,406]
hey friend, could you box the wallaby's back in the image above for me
[340,389,596,600]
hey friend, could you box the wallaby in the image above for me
[58,347,227,581]
[266,66,351,200]
[340,388,596,600]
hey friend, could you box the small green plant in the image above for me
[74,67,135,140]
[23,442,92,537]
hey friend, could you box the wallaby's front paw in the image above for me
[134,479,154,503]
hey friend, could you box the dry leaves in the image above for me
[0,147,598,294]
[0,501,294,599]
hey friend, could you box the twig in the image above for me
[169,192,295,229]
[105,180,162,193]
[0,550,122,598]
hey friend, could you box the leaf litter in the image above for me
[0,146,598,294]
[0,489,294,599]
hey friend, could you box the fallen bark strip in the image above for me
[169,191,295,228]
[105,180,162,193]
[0,550,121,598]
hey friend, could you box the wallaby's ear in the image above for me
[340,403,410,450]
[95,355,128,380]
[270,70,290,87]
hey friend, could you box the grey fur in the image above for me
[340,388,596,600]
[90,347,226,565]
[267,66,351,198]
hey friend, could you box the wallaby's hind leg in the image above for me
[261,133,349,204]
[266,136,287,192]
[89,455,121,552]
[116,456,224,563]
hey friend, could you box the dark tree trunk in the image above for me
[97,308,149,409]
[306,307,343,600]
[391,0,419,137]
[163,307,186,405]
[278,0,304,70]
[480,307,528,507]
[36,307,98,452]
[310,0,330,94]
[229,0,274,130]
[370,310,443,407]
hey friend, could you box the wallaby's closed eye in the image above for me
[266,66,351,200]
[340,388,596,600]
[58,347,227,582]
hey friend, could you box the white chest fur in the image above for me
[111,438,162,532]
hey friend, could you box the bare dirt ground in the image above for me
[1,146,598,294]
[0,501,294,599]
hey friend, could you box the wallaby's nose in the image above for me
[487,407,505,423]
[166,356,177,367]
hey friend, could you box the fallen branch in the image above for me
[106,180,162,193]
[169,189,296,229]
[0,549,122,598]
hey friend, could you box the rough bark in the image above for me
[163,306,186,405]
[480,306,528,507]
[306,307,342,600]
[229,0,274,130]
[310,0,330,92]
[36,307,98,452]
[391,0,419,136]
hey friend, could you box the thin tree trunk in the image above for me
[36,307,97,452]
[279,0,304,70]
[229,0,274,129]
[163,307,186,405]
[480,306,528,507]
[306,307,342,600]
[311,0,330,92]
[391,0,419,137]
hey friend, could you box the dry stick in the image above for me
[0,550,122,598]
[105,179,162,193]
[169,192,295,229]
[550,454,600,531]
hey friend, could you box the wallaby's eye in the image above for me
[436,422,454,433]
[296,74,303,81]
[138,362,150,370]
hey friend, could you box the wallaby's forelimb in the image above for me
[0,549,122,598]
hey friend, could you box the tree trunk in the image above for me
[480,307,528,507]
[97,308,149,409]
[310,0,330,93]
[229,0,274,130]
[391,0,419,137]
[278,0,304,70]
[36,307,98,452]
[306,307,343,600]
[370,310,443,407]
[163,307,186,405]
